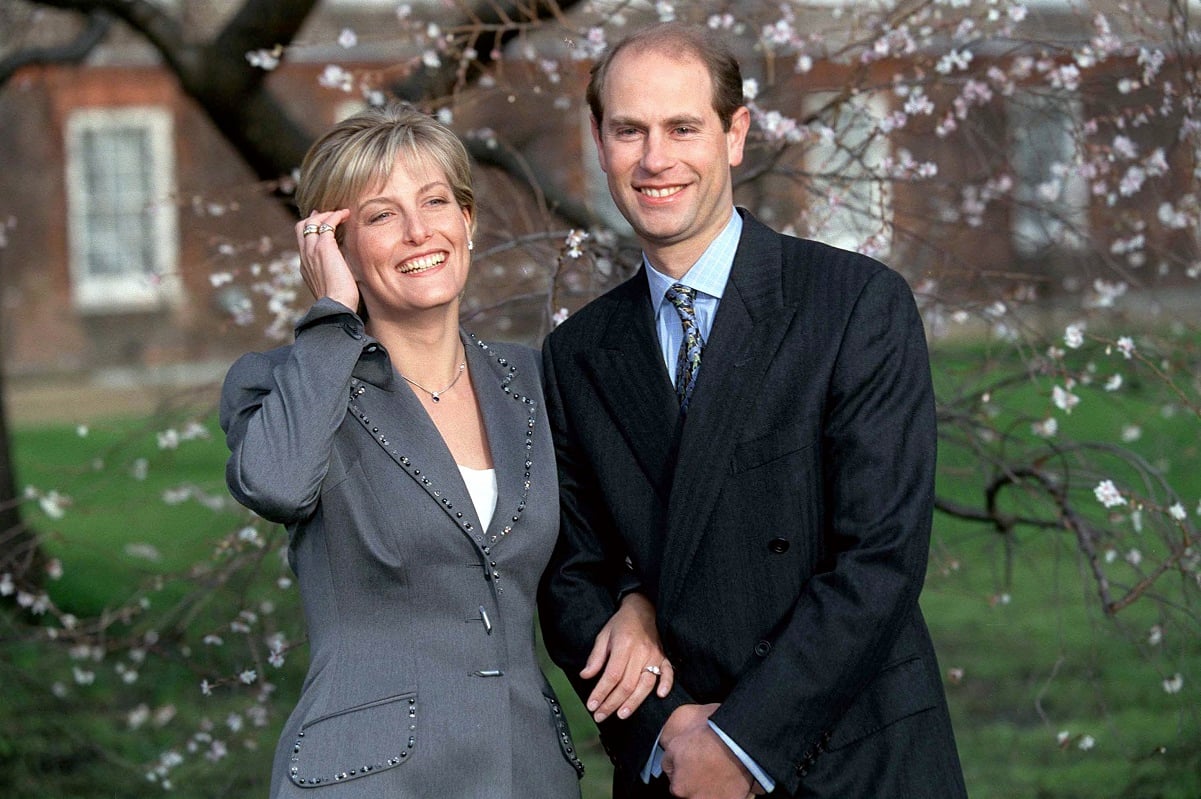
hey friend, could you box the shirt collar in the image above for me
[644,210,742,306]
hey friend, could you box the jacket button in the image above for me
[768,537,790,553]
[753,640,772,657]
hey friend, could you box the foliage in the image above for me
[1,0,1200,796]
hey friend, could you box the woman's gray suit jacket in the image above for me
[220,299,582,798]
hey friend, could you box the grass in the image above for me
[2,340,1199,798]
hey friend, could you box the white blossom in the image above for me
[1169,503,1187,521]
[1094,480,1126,508]
[38,490,69,520]
[1064,323,1085,349]
[338,28,357,49]
[1090,279,1128,308]
[1112,135,1138,159]
[936,49,973,74]
[1162,673,1184,694]
[1032,417,1058,438]
[245,48,281,71]
[1052,385,1079,414]
[318,65,354,93]
[1078,734,1096,751]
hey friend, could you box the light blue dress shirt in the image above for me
[640,209,777,793]
[644,212,740,386]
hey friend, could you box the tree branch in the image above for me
[0,8,110,85]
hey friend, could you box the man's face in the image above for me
[591,47,748,273]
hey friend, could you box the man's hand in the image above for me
[580,592,674,722]
[660,703,757,799]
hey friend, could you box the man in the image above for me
[539,21,967,799]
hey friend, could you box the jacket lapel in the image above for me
[659,215,799,615]
[467,335,536,543]
[579,272,681,500]
[346,333,489,548]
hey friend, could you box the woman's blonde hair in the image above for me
[295,103,475,237]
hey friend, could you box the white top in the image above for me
[457,464,498,531]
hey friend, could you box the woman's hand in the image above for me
[296,209,357,310]
[580,592,674,723]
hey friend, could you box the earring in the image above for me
[467,239,474,251]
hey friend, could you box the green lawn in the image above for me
[2,356,1198,798]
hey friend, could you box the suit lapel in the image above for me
[659,216,799,615]
[580,273,681,500]
[467,335,537,543]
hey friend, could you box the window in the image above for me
[1008,91,1087,256]
[64,106,179,312]
[803,92,892,255]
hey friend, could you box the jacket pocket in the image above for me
[730,415,818,473]
[827,657,936,750]
[544,693,585,779]
[288,691,418,788]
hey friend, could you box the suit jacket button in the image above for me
[753,640,772,657]
[768,537,790,553]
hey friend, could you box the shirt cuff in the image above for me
[642,729,665,782]
[709,721,776,793]
[642,722,775,793]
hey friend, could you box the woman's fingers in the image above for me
[579,625,611,682]
[656,657,675,698]
[591,649,673,722]
[296,209,356,306]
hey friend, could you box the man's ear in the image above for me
[727,106,751,168]
[590,115,609,173]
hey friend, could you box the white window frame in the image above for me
[64,106,180,312]
[802,91,893,255]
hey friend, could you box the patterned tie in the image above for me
[665,283,704,412]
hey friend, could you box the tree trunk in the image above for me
[0,350,40,584]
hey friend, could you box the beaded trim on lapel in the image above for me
[346,335,536,590]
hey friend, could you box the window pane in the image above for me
[66,106,178,311]
[80,126,154,278]
[1009,93,1087,255]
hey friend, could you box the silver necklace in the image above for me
[399,358,466,402]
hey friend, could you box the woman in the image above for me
[220,104,670,798]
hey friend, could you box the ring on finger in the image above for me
[302,223,320,236]
[643,664,661,676]
[317,223,335,234]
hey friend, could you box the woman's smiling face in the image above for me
[340,154,474,321]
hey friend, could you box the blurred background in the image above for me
[1,1,1198,796]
